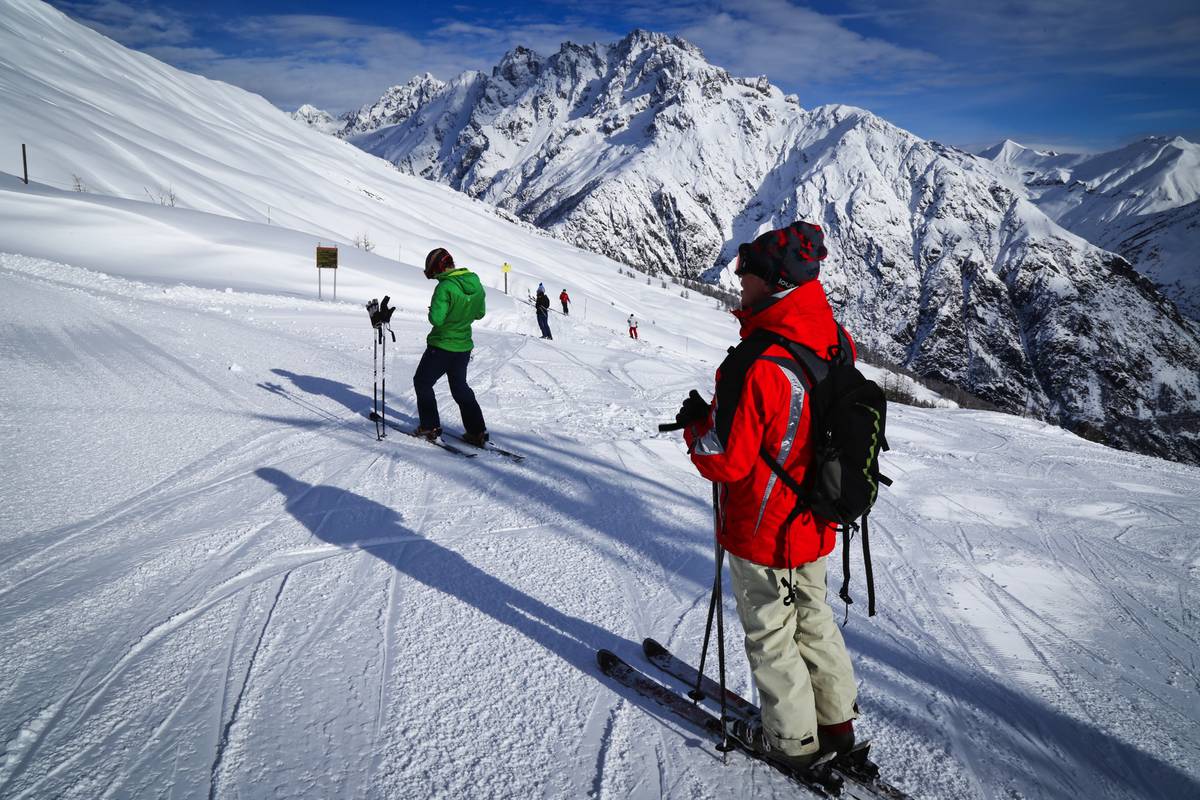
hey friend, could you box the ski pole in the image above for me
[367,298,383,439]
[712,484,733,754]
[380,326,387,437]
[716,549,732,755]
[691,487,722,702]
[373,329,382,440]
[691,541,721,703]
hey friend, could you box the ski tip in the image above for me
[642,637,667,657]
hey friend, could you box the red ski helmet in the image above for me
[424,247,454,279]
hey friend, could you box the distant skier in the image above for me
[535,286,553,339]
[627,313,638,339]
[673,221,858,770]
[560,289,571,315]
[413,248,488,446]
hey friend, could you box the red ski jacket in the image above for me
[684,280,852,568]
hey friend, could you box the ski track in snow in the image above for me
[2,254,1199,800]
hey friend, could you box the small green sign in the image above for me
[316,246,338,269]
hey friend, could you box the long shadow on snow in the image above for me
[258,371,1200,794]
[263,369,419,428]
[255,466,729,757]
[264,367,694,500]
[844,629,1200,799]
[261,368,710,591]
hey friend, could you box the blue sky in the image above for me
[51,0,1200,152]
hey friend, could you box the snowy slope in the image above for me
[338,33,1200,465]
[0,0,742,360]
[2,238,1199,800]
[981,137,1200,319]
[1103,200,1200,318]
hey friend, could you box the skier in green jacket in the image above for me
[413,248,488,446]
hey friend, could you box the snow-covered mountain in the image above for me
[977,139,1089,188]
[290,103,343,135]
[332,33,1200,465]
[981,137,1200,318]
[339,73,447,138]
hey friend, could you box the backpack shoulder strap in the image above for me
[748,328,829,388]
[711,331,777,450]
[832,324,854,365]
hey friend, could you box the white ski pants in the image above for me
[728,553,859,756]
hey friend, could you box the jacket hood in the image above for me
[438,268,483,296]
[733,279,841,355]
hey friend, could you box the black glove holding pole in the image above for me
[659,389,711,431]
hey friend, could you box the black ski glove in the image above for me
[675,390,711,426]
[367,296,397,328]
[378,295,396,325]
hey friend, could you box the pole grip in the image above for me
[658,421,685,432]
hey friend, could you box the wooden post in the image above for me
[21,144,28,185]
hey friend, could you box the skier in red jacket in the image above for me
[676,221,858,770]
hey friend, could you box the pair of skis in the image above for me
[369,412,525,462]
[597,640,910,799]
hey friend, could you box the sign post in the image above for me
[316,245,338,300]
[502,261,511,295]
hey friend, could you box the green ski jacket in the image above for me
[427,268,486,352]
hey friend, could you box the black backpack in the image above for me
[714,325,891,617]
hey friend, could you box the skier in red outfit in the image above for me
[674,221,858,770]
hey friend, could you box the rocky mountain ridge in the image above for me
[314,31,1200,464]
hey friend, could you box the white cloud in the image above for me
[846,0,1200,79]
[53,4,624,112]
[57,0,191,45]
[610,0,940,90]
[156,15,477,113]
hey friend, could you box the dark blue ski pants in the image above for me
[536,310,553,339]
[413,346,486,434]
